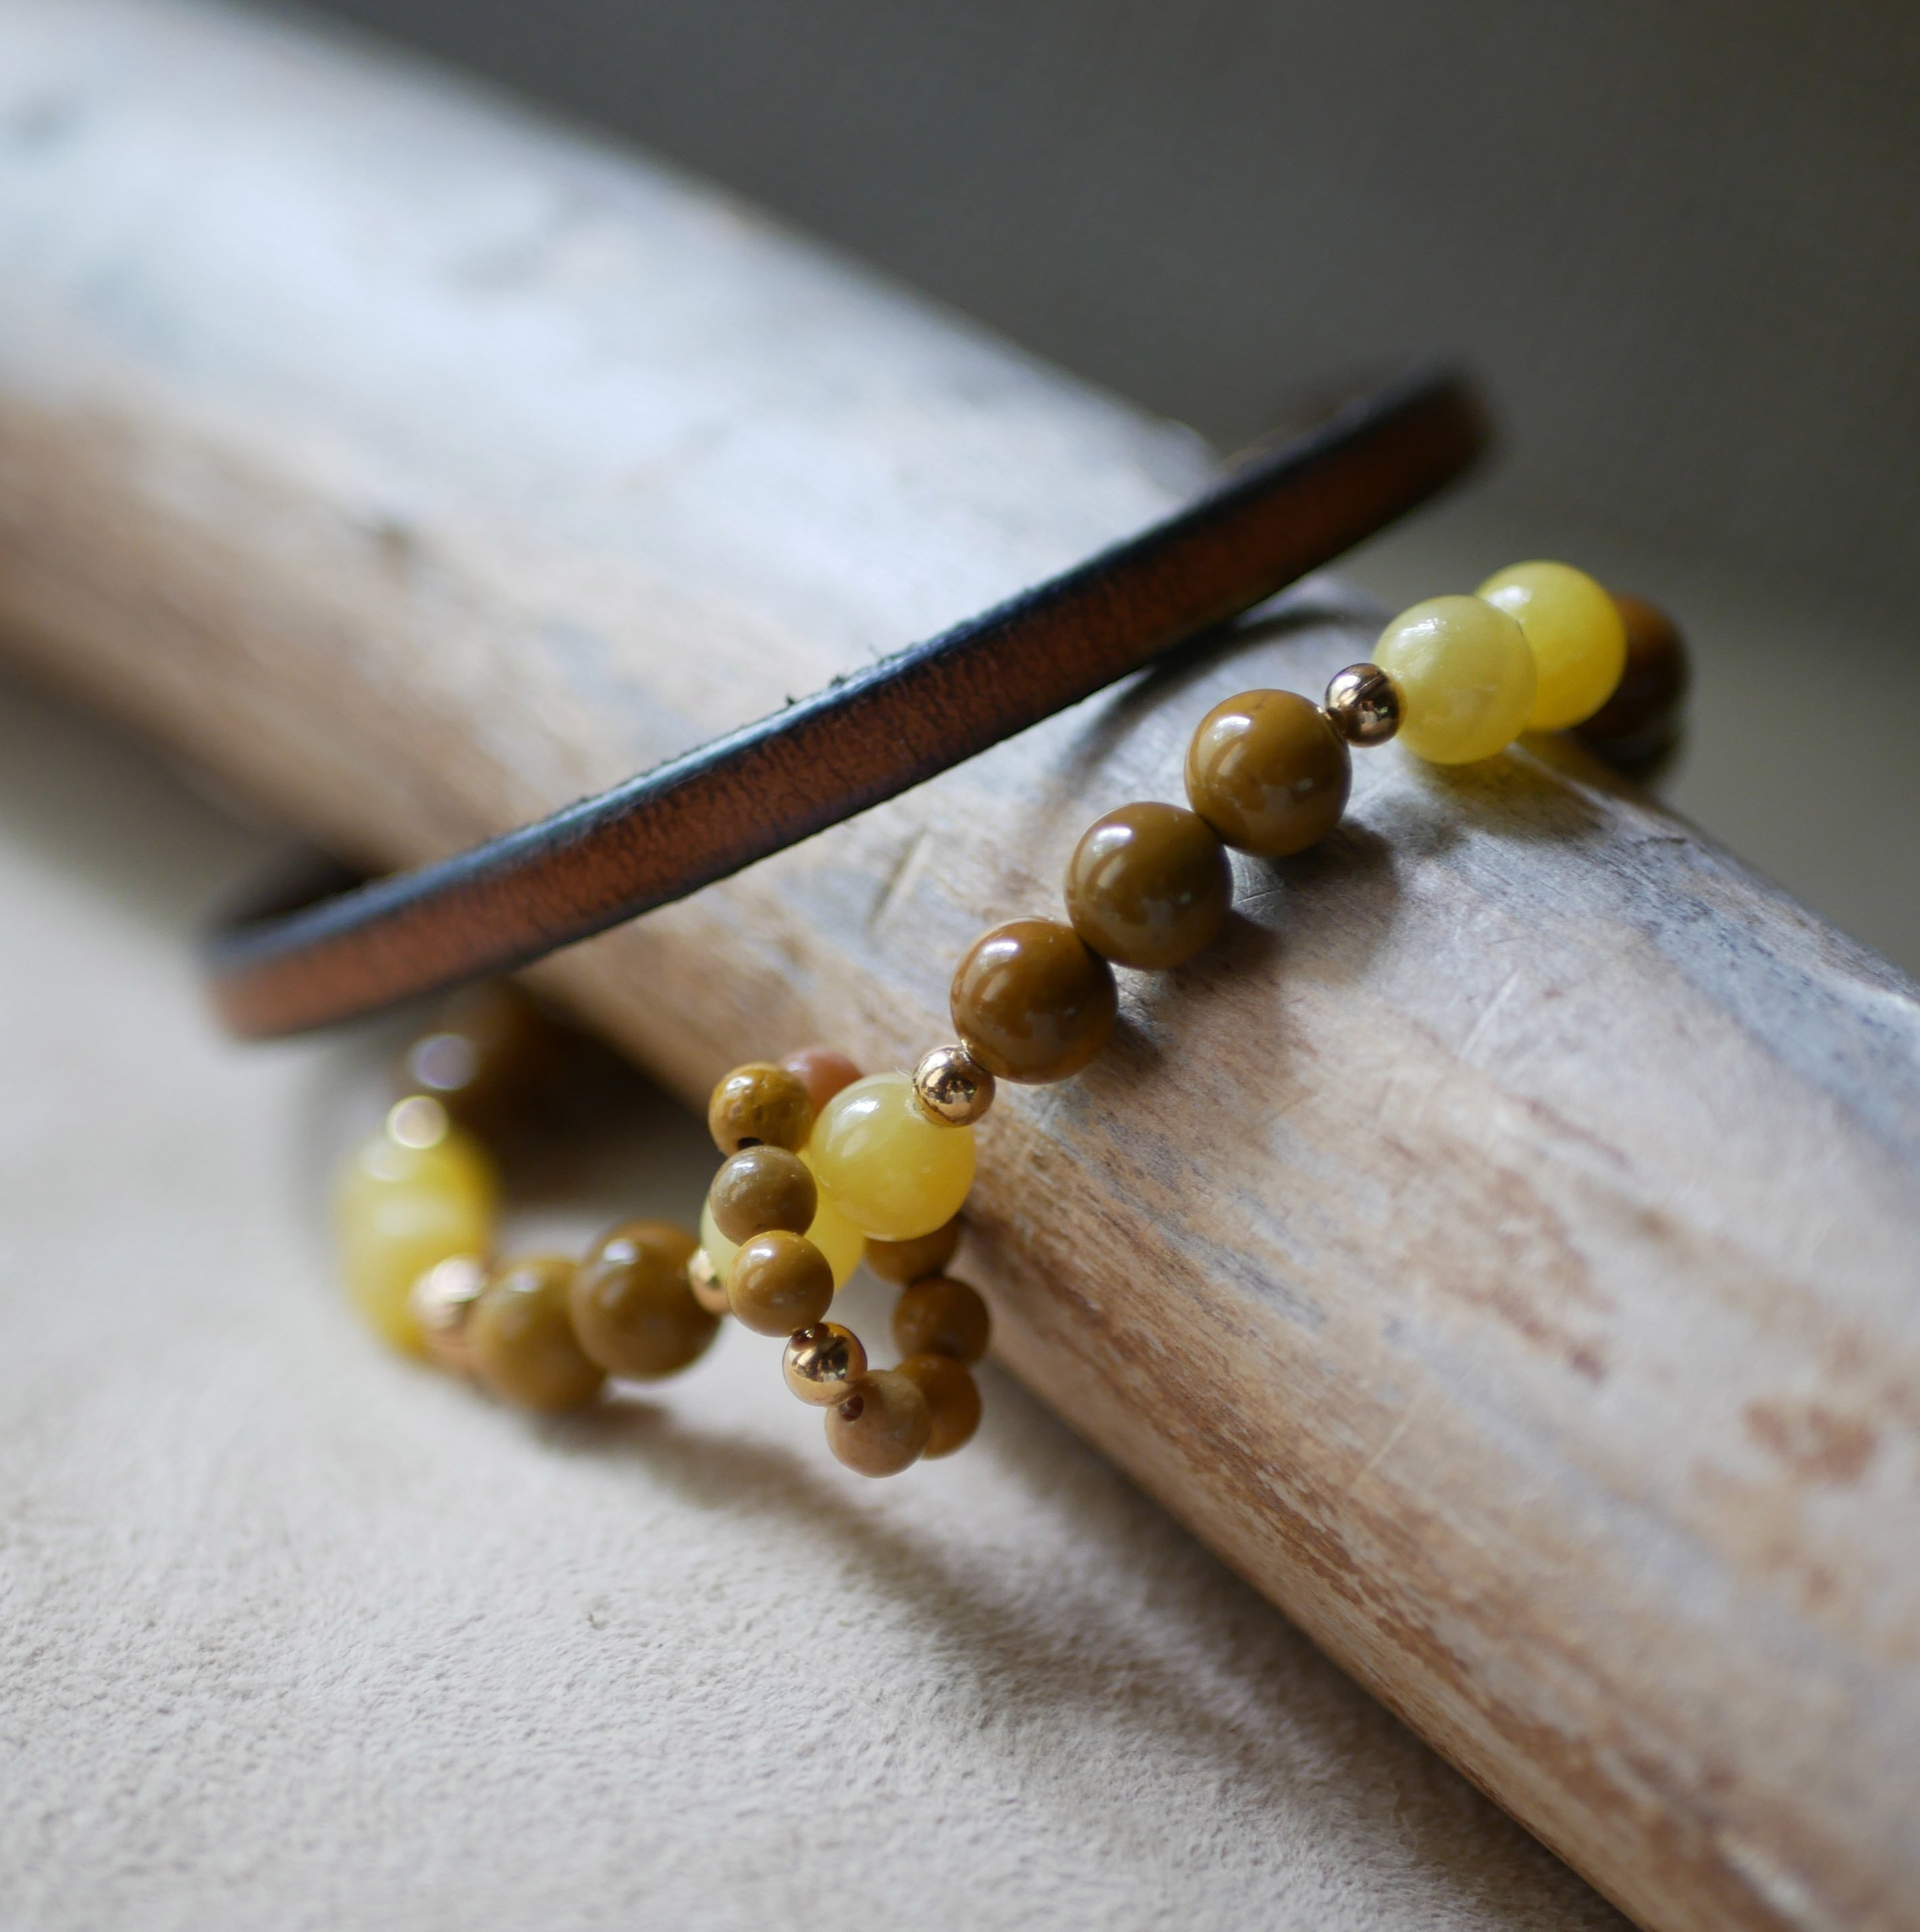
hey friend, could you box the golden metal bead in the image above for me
[687,1244,731,1317]
[911,1044,996,1127]
[407,1254,488,1376]
[782,1322,868,1405]
[1323,662,1402,746]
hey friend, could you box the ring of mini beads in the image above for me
[336,564,1685,1474]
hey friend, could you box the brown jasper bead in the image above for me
[826,1370,932,1476]
[1185,688,1352,857]
[471,1256,606,1414]
[892,1274,990,1366]
[706,1063,814,1156]
[950,917,1117,1084]
[1576,593,1690,761]
[568,1219,718,1380]
[708,1145,818,1244]
[727,1231,835,1336]
[780,1046,862,1115]
[1063,801,1231,971]
[782,1322,868,1405]
[896,1353,982,1458]
[398,980,552,1123]
[865,1214,961,1287]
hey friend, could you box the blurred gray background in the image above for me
[265,0,1920,969]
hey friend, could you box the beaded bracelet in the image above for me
[335,562,1686,1475]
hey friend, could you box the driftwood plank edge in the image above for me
[0,5,1915,1929]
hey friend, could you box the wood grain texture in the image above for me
[0,5,1915,1929]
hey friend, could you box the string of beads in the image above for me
[334,563,1686,1474]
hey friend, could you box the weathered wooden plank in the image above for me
[0,4,1915,1929]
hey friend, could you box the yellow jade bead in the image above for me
[699,1171,864,1291]
[1372,594,1536,764]
[808,1072,976,1243]
[1476,560,1627,730]
[335,1099,497,1352]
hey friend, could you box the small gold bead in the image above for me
[825,1370,932,1477]
[708,1145,818,1243]
[782,1322,868,1405]
[892,1274,991,1366]
[727,1230,836,1336]
[705,1063,814,1156]
[897,1352,982,1457]
[911,1044,996,1127]
[687,1245,731,1317]
[865,1214,962,1287]
[1323,663,1403,746]
[407,1254,489,1376]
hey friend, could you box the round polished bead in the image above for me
[809,1073,976,1241]
[700,1179,863,1294]
[706,1063,814,1156]
[568,1218,718,1379]
[1185,689,1352,857]
[912,1044,996,1127]
[826,1370,932,1477]
[1477,560,1628,731]
[336,1099,498,1353]
[865,1214,962,1287]
[782,1322,869,1405]
[1064,801,1231,970]
[1576,592,1690,760]
[780,1046,863,1115]
[471,1256,606,1413]
[896,1353,982,1458]
[1373,595,1536,764]
[408,1254,489,1376]
[1323,663,1402,746]
[950,918,1117,1085]
[892,1274,991,1366]
[396,980,552,1123]
[708,1145,818,1244]
[686,1243,730,1316]
[727,1230,835,1336]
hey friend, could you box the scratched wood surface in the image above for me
[0,4,1915,1929]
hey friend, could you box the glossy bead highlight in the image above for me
[912,1044,996,1127]
[782,1322,868,1405]
[950,918,1117,1084]
[1476,560,1627,730]
[569,1218,718,1378]
[1372,595,1535,764]
[1185,689,1351,857]
[727,1230,835,1335]
[1064,801,1231,970]
[809,1073,976,1241]
[1323,663,1402,746]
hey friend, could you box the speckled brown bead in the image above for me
[780,1046,863,1115]
[1064,800,1232,971]
[950,917,1117,1085]
[892,1274,990,1366]
[707,1145,818,1244]
[471,1255,606,1414]
[568,1219,718,1380]
[825,1369,932,1476]
[1185,688,1352,857]
[1576,592,1690,762]
[726,1230,835,1336]
[706,1063,814,1156]
[865,1214,962,1287]
[897,1353,982,1458]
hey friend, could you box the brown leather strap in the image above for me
[205,366,1487,1038]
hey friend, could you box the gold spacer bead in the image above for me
[686,1245,731,1317]
[911,1044,996,1127]
[1323,662,1402,746]
[407,1254,489,1376]
[782,1322,868,1405]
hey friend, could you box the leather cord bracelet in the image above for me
[205,364,1487,1039]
